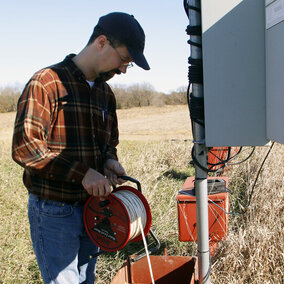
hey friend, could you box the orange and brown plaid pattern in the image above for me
[12,55,118,203]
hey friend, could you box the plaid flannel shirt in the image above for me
[12,54,119,203]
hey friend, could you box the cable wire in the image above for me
[112,190,147,240]
[245,141,275,210]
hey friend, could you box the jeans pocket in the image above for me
[40,200,73,218]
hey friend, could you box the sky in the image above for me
[0,0,190,94]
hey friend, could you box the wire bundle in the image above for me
[112,190,147,240]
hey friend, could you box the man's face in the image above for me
[98,43,133,82]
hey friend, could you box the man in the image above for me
[12,12,150,283]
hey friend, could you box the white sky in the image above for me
[0,0,190,94]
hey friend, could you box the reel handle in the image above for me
[117,175,142,192]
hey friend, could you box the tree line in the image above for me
[0,83,187,113]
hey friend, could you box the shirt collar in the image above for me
[64,54,87,82]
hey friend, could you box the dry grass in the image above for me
[210,144,284,283]
[0,106,283,283]
[0,112,15,141]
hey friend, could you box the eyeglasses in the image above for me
[112,45,134,69]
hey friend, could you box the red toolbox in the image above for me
[177,177,229,242]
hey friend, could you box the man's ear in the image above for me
[96,35,108,50]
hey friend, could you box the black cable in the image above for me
[206,146,256,171]
[227,147,255,166]
[191,145,226,173]
[188,57,202,66]
[223,142,275,216]
[184,0,201,18]
[245,142,275,210]
[183,0,189,17]
[184,0,204,130]
[226,147,242,162]
[207,147,232,167]
[192,146,232,173]
[188,65,203,85]
[186,25,202,36]
[189,94,204,123]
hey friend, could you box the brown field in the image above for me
[117,105,192,140]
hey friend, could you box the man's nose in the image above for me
[118,65,128,74]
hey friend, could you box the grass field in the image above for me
[0,105,283,283]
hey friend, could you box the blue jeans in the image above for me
[28,193,99,284]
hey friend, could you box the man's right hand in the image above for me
[81,168,111,197]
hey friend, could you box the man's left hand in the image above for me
[104,159,126,186]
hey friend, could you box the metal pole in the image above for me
[187,1,211,283]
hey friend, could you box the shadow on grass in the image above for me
[161,169,193,181]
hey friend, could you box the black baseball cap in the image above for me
[98,12,150,70]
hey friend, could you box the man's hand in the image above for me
[104,159,126,186]
[81,168,111,197]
